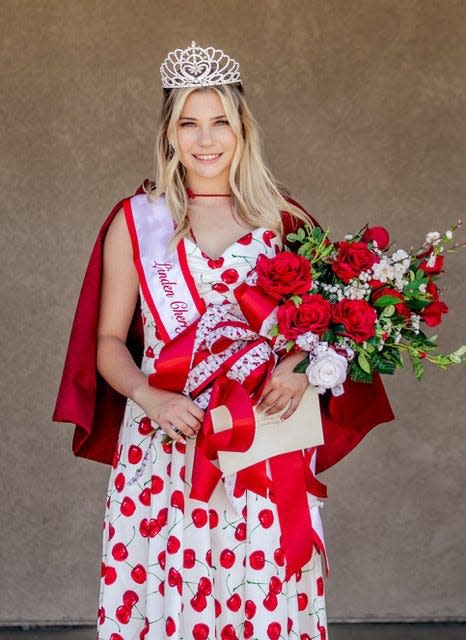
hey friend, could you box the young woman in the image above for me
[53,41,394,640]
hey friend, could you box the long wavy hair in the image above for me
[144,82,313,249]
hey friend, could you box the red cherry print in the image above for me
[159,580,165,596]
[220,548,236,568]
[175,440,186,453]
[237,232,253,245]
[192,623,210,640]
[258,508,274,528]
[110,634,124,640]
[104,565,117,585]
[183,548,196,568]
[207,256,225,269]
[220,624,238,640]
[212,282,229,293]
[112,542,128,561]
[317,622,327,640]
[234,522,246,541]
[249,550,265,570]
[165,616,176,636]
[158,550,166,570]
[263,592,278,611]
[112,444,122,469]
[269,575,283,595]
[167,462,172,476]
[168,567,182,594]
[192,507,208,527]
[221,268,239,284]
[100,561,106,577]
[138,416,154,435]
[162,441,173,454]
[120,496,136,517]
[214,598,222,618]
[108,523,115,540]
[170,490,184,510]
[201,250,211,260]
[128,445,143,464]
[115,604,132,624]
[145,346,154,358]
[154,517,165,536]
[131,564,147,584]
[267,622,281,640]
[167,535,181,554]
[157,508,168,527]
[106,496,111,509]
[300,635,311,640]
[179,464,185,481]
[198,576,212,595]
[297,592,308,611]
[150,474,164,494]
[244,621,254,638]
[140,618,150,640]
[296,568,302,582]
[245,599,257,619]
[190,591,207,612]
[273,547,285,566]
[274,243,280,254]
[209,508,219,528]
[316,576,324,596]
[97,606,105,625]
[138,488,151,506]
[226,593,241,612]
[123,589,139,607]
[205,549,212,567]
[139,518,149,538]
[242,505,248,519]
[114,472,125,492]
[263,230,276,247]
[288,617,293,634]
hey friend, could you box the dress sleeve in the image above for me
[280,195,395,474]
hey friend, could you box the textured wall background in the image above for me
[1,0,465,625]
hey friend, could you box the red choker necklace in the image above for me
[186,187,232,199]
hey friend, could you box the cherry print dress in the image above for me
[97,223,329,640]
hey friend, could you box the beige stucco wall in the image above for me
[1,0,465,625]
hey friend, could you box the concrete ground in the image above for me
[0,623,464,639]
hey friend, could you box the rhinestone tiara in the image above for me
[160,41,242,89]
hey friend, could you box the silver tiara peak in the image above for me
[160,41,241,89]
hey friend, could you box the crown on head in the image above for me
[160,41,242,89]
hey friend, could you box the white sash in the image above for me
[123,194,205,342]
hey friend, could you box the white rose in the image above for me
[306,349,348,396]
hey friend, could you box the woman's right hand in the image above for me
[134,383,205,443]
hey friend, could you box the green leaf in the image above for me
[269,324,279,337]
[373,295,403,308]
[286,340,295,352]
[358,351,372,374]
[380,305,395,318]
[293,356,309,374]
[290,295,303,306]
[349,362,373,383]
[371,352,397,375]
[321,328,337,342]
[409,354,425,380]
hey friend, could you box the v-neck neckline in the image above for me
[184,226,269,261]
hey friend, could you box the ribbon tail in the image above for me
[269,451,315,582]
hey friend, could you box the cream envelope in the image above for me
[210,384,324,476]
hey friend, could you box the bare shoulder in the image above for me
[102,206,134,261]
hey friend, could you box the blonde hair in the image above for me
[144,83,313,249]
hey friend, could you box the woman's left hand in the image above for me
[256,350,309,420]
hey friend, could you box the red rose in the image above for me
[332,241,379,283]
[421,281,448,326]
[277,295,331,339]
[371,287,411,319]
[332,299,377,343]
[256,252,311,300]
[361,226,390,250]
[418,251,445,275]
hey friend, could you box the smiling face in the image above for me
[176,89,238,192]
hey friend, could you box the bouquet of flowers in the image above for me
[254,221,466,396]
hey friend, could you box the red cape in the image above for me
[52,182,394,474]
